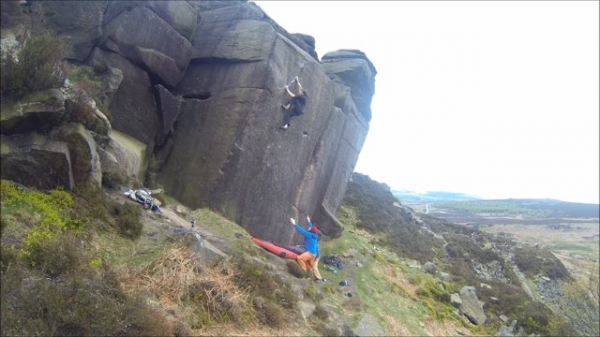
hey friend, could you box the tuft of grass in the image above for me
[303,282,323,302]
[313,304,329,321]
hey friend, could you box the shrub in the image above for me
[26,232,84,278]
[234,257,297,310]
[1,29,65,100]
[260,300,287,328]
[513,245,570,280]
[113,202,143,240]
[1,226,173,336]
[72,183,110,219]
[0,180,82,262]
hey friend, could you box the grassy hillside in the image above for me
[342,173,581,336]
[2,177,589,336]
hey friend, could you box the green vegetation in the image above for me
[1,171,590,336]
[342,173,444,263]
[559,264,600,336]
[66,64,103,97]
[432,199,600,219]
[513,245,571,280]
[0,179,308,335]
[338,173,580,336]
[1,29,65,100]
[0,180,172,336]
[433,200,558,218]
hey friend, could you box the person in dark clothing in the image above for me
[280,76,308,130]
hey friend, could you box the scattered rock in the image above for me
[422,261,436,275]
[450,293,462,308]
[352,314,385,336]
[459,286,487,325]
[498,325,515,337]
[176,204,190,216]
[437,272,452,282]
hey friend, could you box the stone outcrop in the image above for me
[1,132,74,190]
[457,286,487,325]
[1,89,66,135]
[0,0,377,245]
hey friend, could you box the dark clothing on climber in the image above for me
[283,94,307,125]
[280,76,308,130]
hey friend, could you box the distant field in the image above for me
[405,199,600,275]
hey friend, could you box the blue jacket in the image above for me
[294,224,318,255]
[307,220,320,257]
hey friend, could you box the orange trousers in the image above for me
[296,251,316,272]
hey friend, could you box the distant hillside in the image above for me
[431,199,600,219]
[341,173,579,336]
[391,190,480,202]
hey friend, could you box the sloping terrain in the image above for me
[3,173,598,336]
[2,179,483,336]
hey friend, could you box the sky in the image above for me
[254,1,600,204]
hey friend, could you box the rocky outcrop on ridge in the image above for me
[0,0,377,244]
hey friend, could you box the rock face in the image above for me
[0,0,376,245]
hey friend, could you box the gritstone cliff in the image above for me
[0,0,377,244]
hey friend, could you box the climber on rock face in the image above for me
[280,76,308,130]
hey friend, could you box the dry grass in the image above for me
[381,313,414,336]
[116,245,312,336]
[121,246,247,305]
[424,318,474,336]
[379,263,420,300]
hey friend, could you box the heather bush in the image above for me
[1,29,65,100]
[113,202,143,240]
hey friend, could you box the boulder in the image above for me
[187,232,226,265]
[89,48,157,152]
[96,66,124,107]
[450,293,462,309]
[422,261,437,275]
[153,85,182,147]
[63,87,111,136]
[499,326,515,337]
[1,89,66,135]
[1,132,74,190]
[103,1,197,42]
[97,130,147,183]
[459,286,487,325]
[321,50,377,121]
[97,146,124,188]
[437,272,452,282]
[101,5,192,87]
[50,123,102,187]
[352,313,385,336]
